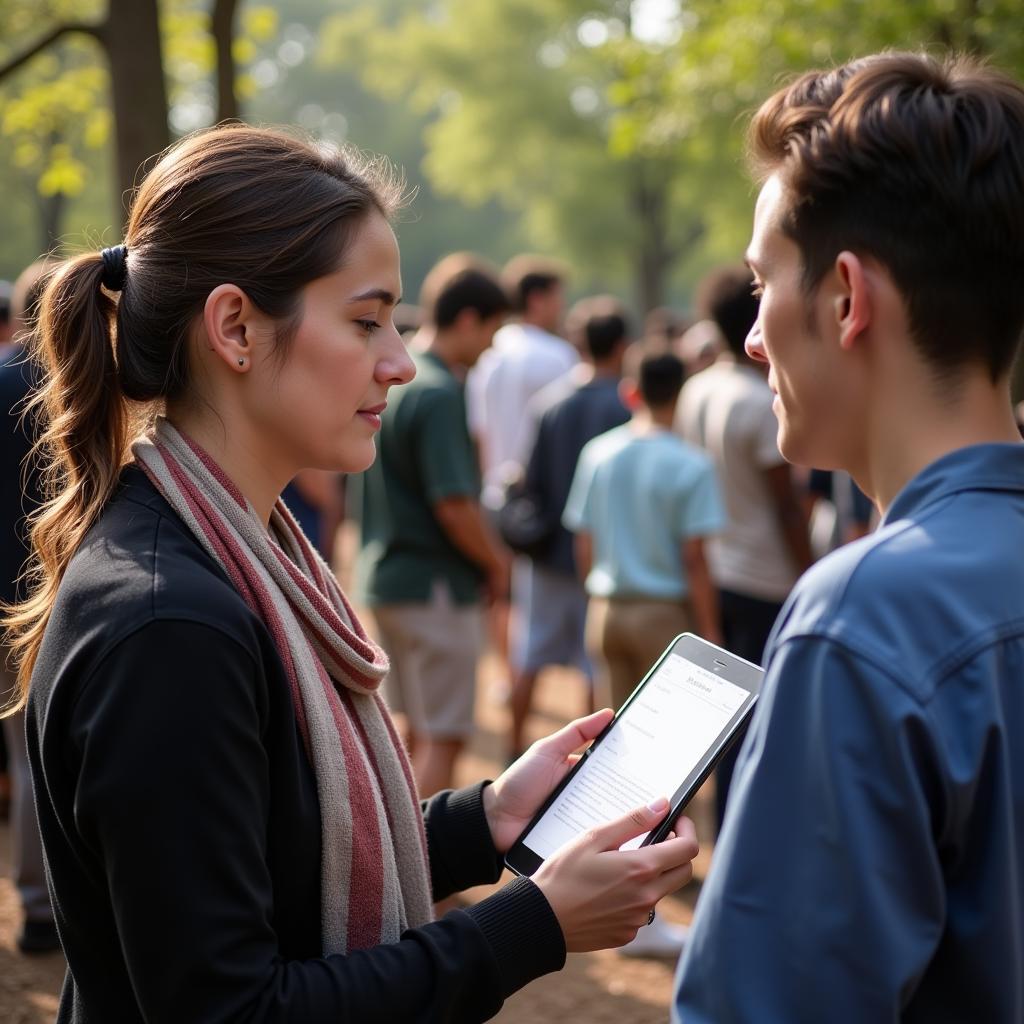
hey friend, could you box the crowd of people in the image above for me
[0,47,1022,1024]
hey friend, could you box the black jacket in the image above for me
[27,466,564,1022]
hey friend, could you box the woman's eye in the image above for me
[751,284,764,300]
[356,319,382,335]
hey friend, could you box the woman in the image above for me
[3,125,697,1022]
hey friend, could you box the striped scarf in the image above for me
[133,418,433,954]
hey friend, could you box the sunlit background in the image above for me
[2,0,1023,313]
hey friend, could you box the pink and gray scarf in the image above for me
[134,418,432,955]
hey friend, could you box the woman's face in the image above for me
[244,212,415,476]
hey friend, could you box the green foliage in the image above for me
[321,0,704,305]
[612,0,1024,268]
[0,0,283,275]
[322,0,1024,309]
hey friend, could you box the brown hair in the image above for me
[566,295,632,360]
[2,124,403,708]
[696,264,758,358]
[748,51,1024,382]
[501,254,567,314]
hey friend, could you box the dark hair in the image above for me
[567,295,631,360]
[696,264,758,357]
[643,306,686,345]
[749,51,1024,382]
[501,254,566,314]
[432,266,509,329]
[5,124,403,704]
[626,342,685,407]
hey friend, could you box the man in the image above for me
[674,52,1024,1022]
[675,264,812,827]
[355,259,510,797]
[564,342,724,957]
[1,261,59,953]
[505,296,631,760]
[466,254,576,507]
[466,254,577,703]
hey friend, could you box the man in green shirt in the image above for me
[357,258,511,795]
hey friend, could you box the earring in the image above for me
[237,357,246,367]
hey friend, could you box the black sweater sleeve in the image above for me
[64,619,564,1023]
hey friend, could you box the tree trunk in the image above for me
[212,0,240,122]
[631,172,669,314]
[38,191,67,253]
[101,0,170,221]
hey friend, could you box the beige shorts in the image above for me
[371,581,483,740]
[586,596,693,712]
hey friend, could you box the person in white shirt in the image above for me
[466,256,577,743]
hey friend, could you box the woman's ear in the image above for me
[203,284,256,372]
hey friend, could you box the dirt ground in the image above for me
[0,653,718,1023]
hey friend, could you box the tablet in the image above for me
[505,633,763,876]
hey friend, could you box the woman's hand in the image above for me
[483,708,614,854]
[533,803,699,952]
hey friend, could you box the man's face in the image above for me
[460,310,506,368]
[529,283,565,335]
[745,175,852,469]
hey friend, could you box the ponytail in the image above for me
[3,254,138,708]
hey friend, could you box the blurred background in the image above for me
[2,0,1024,319]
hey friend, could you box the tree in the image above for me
[0,0,169,215]
[322,0,705,312]
[0,0,280,260]
[609,0,1024,273]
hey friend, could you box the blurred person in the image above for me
[466,255,577,698]
[0,280,13,816]
[355,257,511,797]
[2,126,701,1023]
[467,254,576,504]
[1,259,59,954]
[0,279,13,343]
[675,262,812,829]
[674,53,1024,1023]
[505,296,632,760]
[643,305,688,346]
[282,469,345,564]
[564,343,725,958]
[675,318,723,378]
[805,467,875,558]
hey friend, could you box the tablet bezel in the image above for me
[504,632,763,877]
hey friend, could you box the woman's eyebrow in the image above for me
[348,287,401,305]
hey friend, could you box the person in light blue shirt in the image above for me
[674,52,1024,1023]
[563,343,726,713]
[565,342,726,959]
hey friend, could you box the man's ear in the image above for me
[833,251,871,351]
[619,378,641,411]
[202,283,259,372]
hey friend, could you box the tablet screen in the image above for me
[519,651,752,859]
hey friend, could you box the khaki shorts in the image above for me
[371,581,483,740]
[586,596,692,712]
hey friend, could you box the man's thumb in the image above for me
[589,796,669,852]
